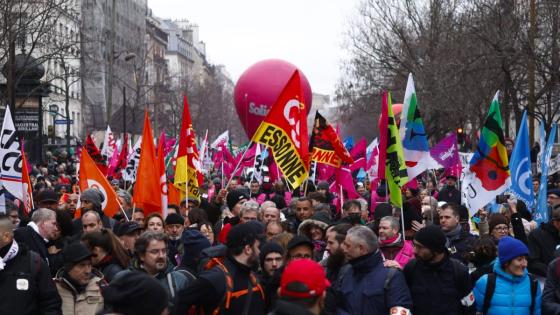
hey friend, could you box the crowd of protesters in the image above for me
[5,149,560,314]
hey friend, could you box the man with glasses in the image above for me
[114,230,189,313]
[286,235,315,262]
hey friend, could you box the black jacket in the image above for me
[267,299,314,315]
[543,257,560,314]
[175,255,266,315]
[528,222,560,277]
[13,225,64,276]
[447,230,477,265]
[403,256,474,315]
[438,186,461,204]
[0,242,62,315]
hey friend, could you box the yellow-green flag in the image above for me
[384,91,408,208]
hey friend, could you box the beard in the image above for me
[326,249,346,271]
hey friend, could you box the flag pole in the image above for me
[116,198,130,221]
[221,161,225,188]
[226,141,253,189]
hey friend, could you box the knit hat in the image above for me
[181,229,211,266]
[311,211,331,225]
[287,235,314,252]
[37,189,59,203]
[81,188,104,209]
[280,259,330,298]
[414,225,447,253]
[498,236,529,265]
[488,213,509,233]
[115,221,143,237]
[165,213,184,226]
[226,223,258,250]
[63,242,92,265]
[226,189,248,210]
[102,271,168,315]
[317,181,330,191]
[259,241,284,270]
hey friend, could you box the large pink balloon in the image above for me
[234,59,313,139]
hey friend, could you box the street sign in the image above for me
[54,119,73,125]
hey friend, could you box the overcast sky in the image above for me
[149,0,359,95]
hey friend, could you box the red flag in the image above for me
[309,111,353,167]
[133,112,161,214]
[21,148,33,215]
[85,134,108,175]
[251,70,310,189]
[112,134,129,180]
[377,92,389,179]
[79,149,120,217]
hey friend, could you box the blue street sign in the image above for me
[54,119,73,125]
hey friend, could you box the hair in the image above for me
[250,180,259,185]
[380,216,400,231]
[260,201,276,211]
[552,208,560,221]
[271,232,295,254]
[0,214,14,234]
[441,203,460,218]
[145,213,165,227]
[422,209,440,225]
[134,231,169,256]
[328,223,352,244]
[347,226,378,253]
[81,229,130,268]
[56,210,75,237]
[469,236,497,267]
[296,197,312,206]
[423,196,438,208]
[132,209,145,214]
[240,200,260,217]
[314,203,331,213]
[307,192,327,204]
[31,208,56,224]
[187,208,208,226]
[342,200,361,213]
[267,220,284,232]
[167,204,180,213]
[82,210,101,222]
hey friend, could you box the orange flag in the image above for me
[157,132,168,216]
[167,183,181,206]
[21,149,33,215]
[252,70,310,189]
[133,112,161,215]
[79,149,121,218]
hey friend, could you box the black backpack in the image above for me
[482,272,538,315]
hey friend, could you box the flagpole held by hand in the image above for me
[226,142,253,189]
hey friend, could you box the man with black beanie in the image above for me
[175,223,266,315]
[403,225,475,315]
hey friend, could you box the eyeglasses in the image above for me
[493,226,509,231]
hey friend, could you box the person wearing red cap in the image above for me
[269,259,329,315]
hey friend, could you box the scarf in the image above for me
[379,233,401,247]
[0,240,19,270]
[444,224,462,247]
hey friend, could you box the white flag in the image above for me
[122,136,142,182]
[211,130,229,149]
[0,107,23,200]
[101,125,116,160]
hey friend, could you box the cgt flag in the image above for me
[252,70,310,190]
[79,149,121,218]
[174,95,203,201]
[383,91,408,208]
[463,92,510,214]
[309,111,353,167]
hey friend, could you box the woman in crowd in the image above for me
[145,213,165,232]
[81,229,130,282]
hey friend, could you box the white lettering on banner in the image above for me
[283,99,302,149]
[122,137,142,182]
[248,103,270,116]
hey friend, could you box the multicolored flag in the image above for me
[79,149,121,218]
[399,73,440,179]
[508,111,534,209]
[536,123,557,223]
[174,95,202,201]
[382,91,408,208]
[0,106,23,201]
[252,70,310,190]
[309,111,353,167]
[133,112,161,214]
[463,92,510,214]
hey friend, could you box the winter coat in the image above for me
[330,251,412,315]
[267,299,314,315]
[437,186,461,204]
[0,242,62,315]
[474,260,541,315]
[380,239,415,268]
[528,223,560,277]
[447,229,477,265]
[54,269,104,315]
[403,255,474,315]
[542,257,560,314]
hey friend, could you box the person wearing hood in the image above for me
[474,236,541,315]
[54,242,105,315]
[73,188,117,234]
[176,229,211,278]
[298,212,330,261]
[165,213,185,266]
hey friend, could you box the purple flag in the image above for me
[430,133,459,169]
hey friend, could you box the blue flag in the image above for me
[343,136,354,151]
[536,123,557,223]
[508,112,534,208]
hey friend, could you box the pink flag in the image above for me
[233,143,257,176]
[349,138,367,172]
[329,167,360,200]
[316,162,335,183]
[107,144,120,177]
[378,93,389,179]
[430,132,460,176]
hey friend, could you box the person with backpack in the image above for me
[326,225,412,315]
[0,214,62,314]
[542,256,560,314]
[474,236,541,315]
[403,224,475,315]
[175,223,266,315]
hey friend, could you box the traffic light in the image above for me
[456,127,464,146]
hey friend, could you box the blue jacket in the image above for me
[334,251,412,315]
[474,260,541,315]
